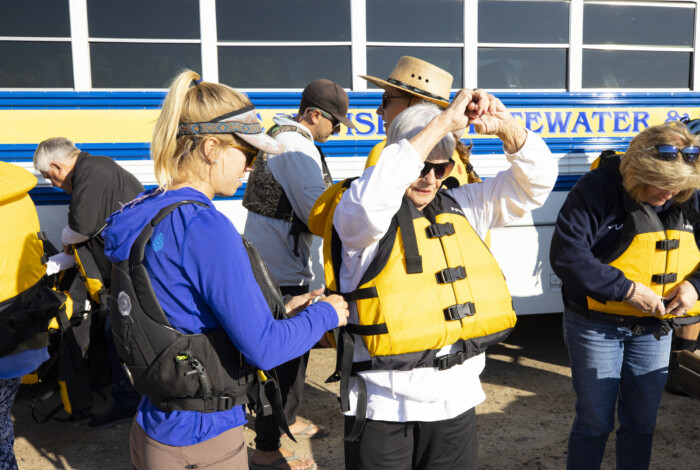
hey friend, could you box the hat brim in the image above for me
[334,113,355,129]
[359,75,451,108]
[236,132,285,155]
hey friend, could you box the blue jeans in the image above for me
[563,308,671,470]
[0,378,21,470]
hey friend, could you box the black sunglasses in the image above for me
[654,144,700,163]
[381,94,410,109]
[420,159,455,179]
[309,107,340,131]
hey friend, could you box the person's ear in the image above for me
[307,109,322,125]
[202,138,219,163]
[50,162,62,173]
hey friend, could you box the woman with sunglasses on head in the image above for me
[316,92,556,469]
[101,69,348,470]
[550,122,700,470]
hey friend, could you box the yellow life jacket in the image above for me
[309,180,515,438]
[0,163,61,359]
[586,152,700,322]
[330,190,515,364]
[0,162,46,303]
[309,179,515,355]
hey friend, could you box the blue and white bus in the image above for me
[3,0,700,314]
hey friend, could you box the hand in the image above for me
[627,282,666,316]
[285,287,324,318]
[319,294,349,327]
[439,89,488,133]
[663,281,699,317]
[468,93,527,153]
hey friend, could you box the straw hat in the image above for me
[360,56,453,108]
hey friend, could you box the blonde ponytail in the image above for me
[151,69,251,188]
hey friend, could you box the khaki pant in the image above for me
[130,419,248,469]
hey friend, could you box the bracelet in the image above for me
[624,282,637,302]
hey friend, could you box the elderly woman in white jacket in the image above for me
[332,89,558,470]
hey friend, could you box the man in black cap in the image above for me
[244,79,355,470]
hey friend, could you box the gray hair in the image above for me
[33,137,79,172]
[386,103,455,162]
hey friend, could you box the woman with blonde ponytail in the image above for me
[102,70,348,470]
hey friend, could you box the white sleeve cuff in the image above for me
[61,226,90,245]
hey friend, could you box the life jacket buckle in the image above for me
[425,222,455,238]
[443,302,476,321]
[656,239,680,251]
[437,350,468,371]
[651,273,677,284]
[436,266,467,284]
[216,395,233,410]
[238,369,255,386]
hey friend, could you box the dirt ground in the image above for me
[11,313,699,469]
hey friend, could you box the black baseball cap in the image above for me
[302,79,355,129]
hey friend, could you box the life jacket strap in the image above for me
[326,286,378,302]
[652,273,677,284]
[436,266,467,284]
[656,239,680,251]
[425,222,455,238]
[655,315,700,340]
[343,375,367,442]
[159,395,247,412]
[436,348,470,371]
[344,323,388,336]
[396,199,422,274]
[443,302,476,321]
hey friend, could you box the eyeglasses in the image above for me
[231,144,258,166]
[308,107,340,132]
[420,159,455,179]
[653,144,700,163]
[381,94,410,109]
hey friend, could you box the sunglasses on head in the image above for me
[653,144,700,163]
[420,158,455,179]
[309,107,340,132]
[231,144,258,166]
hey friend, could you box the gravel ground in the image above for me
[11,313,699,469]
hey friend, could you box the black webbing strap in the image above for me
[396,199,422,274]
[655,315,700,340]
[443,302,476,321]
[261,370,297,442]
[425,222,455,238]
[436,266,467,284]
[338,328,355,413]
[652,273,677,284]
[656,239,680,251]
[344,375,367,442]
[437,348,470,371]
[161,395,245,412]
[327,286,379,302]
[344,323,388,336]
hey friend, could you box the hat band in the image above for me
[387,78,449,103]
[177,121,263,136]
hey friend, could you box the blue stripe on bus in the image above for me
[3,91,700,109]
[30,173,581,205]
[0,136,631,162]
